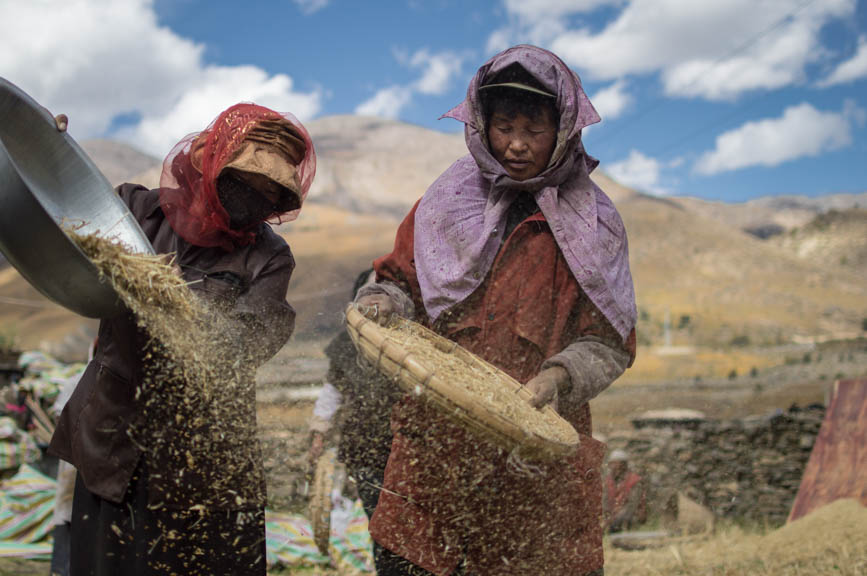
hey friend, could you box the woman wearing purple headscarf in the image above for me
[356,45,637,576]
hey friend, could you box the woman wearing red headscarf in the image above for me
[50,103,315,576]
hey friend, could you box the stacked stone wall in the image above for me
[605,405,825,526]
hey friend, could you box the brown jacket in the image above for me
[49,184,295,508]
[367,201,635,575]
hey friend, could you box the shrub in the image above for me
[0,329,18,353]
[730,335,751,347]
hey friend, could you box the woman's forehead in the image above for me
[488,100,557,124]
[490,109,554,123]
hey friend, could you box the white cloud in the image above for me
[694,102,860,175]
[354,85,413,119]
[589,80,632,120]
[843,98,867,128]
[819,35,867,87]
[503,0,620,21]
[120,66,322,155]
[0,0,322,155]
[410,50,464,95]
[354,48,465,119]
[607,149,669,195]
[486,28,514,55]
[292,0,330,14]
[545,0,856,100]
[489,0,622,52]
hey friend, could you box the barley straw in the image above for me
[70,230,264,511]
[388,320,576,443]
[70,231,196,322]
[346,304,579,455]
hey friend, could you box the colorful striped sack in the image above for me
[265,498,374,573]
[0,463,55,559]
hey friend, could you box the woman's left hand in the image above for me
[355,293,395,326]
[525,366,570,412]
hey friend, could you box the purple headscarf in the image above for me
[413,44,637,341]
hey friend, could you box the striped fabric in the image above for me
[330,499,376,573]
[0,462,376,570]
[0,425,41,472]
[265,499,374,573]
[0,464,55,559]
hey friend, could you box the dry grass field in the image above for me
[260,500,867,576]
[603,499,867,576]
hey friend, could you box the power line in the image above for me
[593,0,819,152]
[652,92,773,157]
[0,295,58,309]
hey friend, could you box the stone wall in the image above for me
[605,404,825,527]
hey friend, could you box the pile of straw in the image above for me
[605,499,867,576]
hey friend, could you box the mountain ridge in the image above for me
[1,115,864,355]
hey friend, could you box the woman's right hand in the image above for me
[355,293,395,326]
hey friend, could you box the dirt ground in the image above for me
[254,337,867,512]
[1,338,864,574]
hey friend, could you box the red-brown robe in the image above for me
[604,471,646,531]
[367,201,636,576]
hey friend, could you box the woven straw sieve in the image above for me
[344,304,579,460]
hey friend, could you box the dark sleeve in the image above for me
[542,294,637,406]
[229,242,296,366]
[324,331,357,393]
[116,183,156,222]
[115,184,168,245]
[370,199,426,320]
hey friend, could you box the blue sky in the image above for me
[1,0,866,202]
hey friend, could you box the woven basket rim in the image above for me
[309,448,335,555]
[344,304,579,459]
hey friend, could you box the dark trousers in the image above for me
[70,465,266,576]
[49,523,71,576]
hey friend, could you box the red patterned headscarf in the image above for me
[158,103,316,251]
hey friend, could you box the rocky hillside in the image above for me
[1,116,865,355]
[672,193,867,238]
[80,139,160,187]
[768,209,867,278]
[614,191,865,347]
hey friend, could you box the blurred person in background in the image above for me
[49,339,94,576]
[307,267,405,570]
[603,449,647,533]
[355,44,637,575]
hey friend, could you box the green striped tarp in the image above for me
[0,464,375,571]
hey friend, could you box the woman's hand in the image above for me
[54,114,68,132]
[355,293,395,326]
[525,366,570,412]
